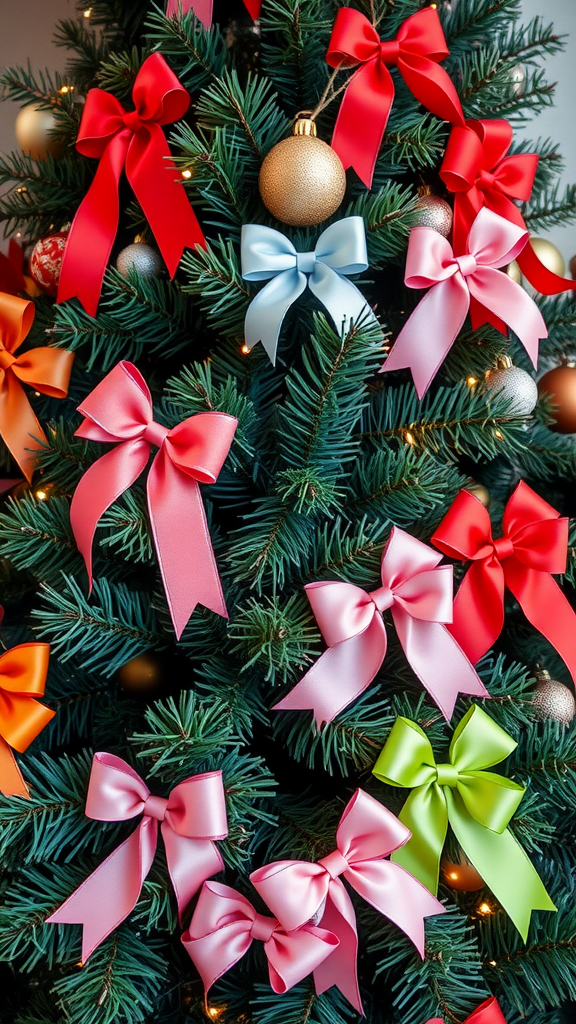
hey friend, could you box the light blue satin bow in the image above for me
[241,217,377,364]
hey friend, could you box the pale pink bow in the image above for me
[165,0,261,29]
[70,361,238,638]
[47,753,227,961]
[381,207,547,397]
[250,789,445,1014]
[182,880,340,996]
[273,526,488,726]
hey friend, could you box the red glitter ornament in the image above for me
[29,232,68,296]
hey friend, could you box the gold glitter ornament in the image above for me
[258,118,346,227]
[415,192,453,237]
[532,670,575,725]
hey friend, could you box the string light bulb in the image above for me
[478,901,493,915]
[181,168,192,179]
[83,7,92,16]
[59,85,74,95]
[467,375,478,387]
[241,344,250,355]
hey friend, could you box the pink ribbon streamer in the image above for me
[250,789,445,1013]
[381,207,547,398]
[69,361,238,638]
[273,526,489,726]
[165,0,261,29]
[47,753,228,961]
[182,880,340,996]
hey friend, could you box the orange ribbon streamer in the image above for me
[0,642,54,799]
[0,293,74,481]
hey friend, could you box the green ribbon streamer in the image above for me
[372,704,555,940]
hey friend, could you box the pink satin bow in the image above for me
[166,0,261,28]
[250,789,445,1013]
[381,207,547,398]
[69,361,238,638]
[182,880,339,996]
[47,753,228,961]
[273,526,488,726]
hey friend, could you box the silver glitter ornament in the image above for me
[116,242,162,278]
[415,194,453,237]
[484,357,538,416]
[533,672,575,725]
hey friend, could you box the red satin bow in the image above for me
[250,789,444,1013]
[440,118,575,300]
[427,997,506,1024]
[165,0,261,28]
[48,753,228,961]
[431,481,576,676]
[69,361,238,638]
[182,880,339,997]
[57,53,205,316]
[326,7,464,188]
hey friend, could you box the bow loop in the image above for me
[0,642,54,799]
[166,411,240,485]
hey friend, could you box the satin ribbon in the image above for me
[326,7,464,188]
[380,207,546,398]
[431,480,576,679]
[47,753,227,961]
[373,704,556,940]
[427,998,507,1024]
[0,239,26,295]
[441,117,576,300]
[273,526,489,727]
[165,0,261,28]
[0,293,74,481]
[57,53,205,317]
[250,789,445,1013]
[241,218,376,364]
[69,361,237,639]
[182,880,339,997]
[0,642,53,799]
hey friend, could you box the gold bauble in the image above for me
[537,361,576,433]
[258,118,346,227]
[532,671,575,725]
[441,851,485,892]
[530,236,566,278]
[415,193,453,237]
[116,652,166,696]
[464,479,490,509]
[504,260,522,284]
[15,103,64,161]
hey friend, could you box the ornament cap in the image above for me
[293,117,317,137]
[492,354,514,372]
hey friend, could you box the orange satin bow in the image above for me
[0,642,54,798]
[0,293,74,481]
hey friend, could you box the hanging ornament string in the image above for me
[0,643,53,799]
[57,53,206,316]
[165,0,261,30]
[326,7,464,188]
[426,997,508,1024]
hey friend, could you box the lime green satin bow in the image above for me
[372,704,555,940]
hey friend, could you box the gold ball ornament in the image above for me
[415,194,453,237]
[116,651,166,696]
[441,852,485,892]
[529,237,566,278]
[15,102,64,162]
[504,260,522,284]
[570,254,576,280]
[464,479,490,509]
[532,671,576,725]
[258,118,346,227]
[537,361,576,433]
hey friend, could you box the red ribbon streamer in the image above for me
[57,53,206,317]
[431,481,576,677]
[426,997,507,1024]
[165,0,261,27]
[326,7,464,188]
[440,118,575,303]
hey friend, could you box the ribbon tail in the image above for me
[381,278,470,398]
[350,860,444,956]
[517,240,576,296]
[148,452,227,639]
[0,737,29,798]
[504,561,576,685]
[272,617,387,727]
[389,786,449,896]
[166,0,214,28]
[0,373,48,482]
[308,264,376,337]
[448,792,556,940]
[313,885,362,1014]
[393,612,490,720]
[244,270,306,364]
[163,828,224,921]
[331,61,394,189]
[399,54,464,129]
[468,270,545,368]
[448,560,505,667]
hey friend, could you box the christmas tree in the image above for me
[0,1,576,1023]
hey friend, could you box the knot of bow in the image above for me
[240,218,376,365]
[431,480,576,681]
[250,789,444,1014]
[381,207,547,398]
[0,642,53,799]
[427,999,507,1024]
[373,704,555,940]
[273,526,487,727]
[69,361,238,639]
[0,293,74,481]
[326,7,463,187]
[57,52,205,316]
[182,880,339,997]
[47,753,228,961]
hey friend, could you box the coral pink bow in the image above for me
[427,997,507,1024]
[165,0,261,29]
[182,881,339,996]
[70,361,238,638]
[47,753,227,961]
[250,789,445,1014]
[381,207,547,398]
[273,526,488,726]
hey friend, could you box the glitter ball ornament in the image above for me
[537,361,576,433]
[258,118,346,227]
[15,102,64,161]
[441,851,484,892]
[532,671,576,725]
[29,232,68,295]
[530,237,566,278]
[116,242,163,279]
[485,356,538,416]
[415,193,453,237]
[464,478,490,509]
